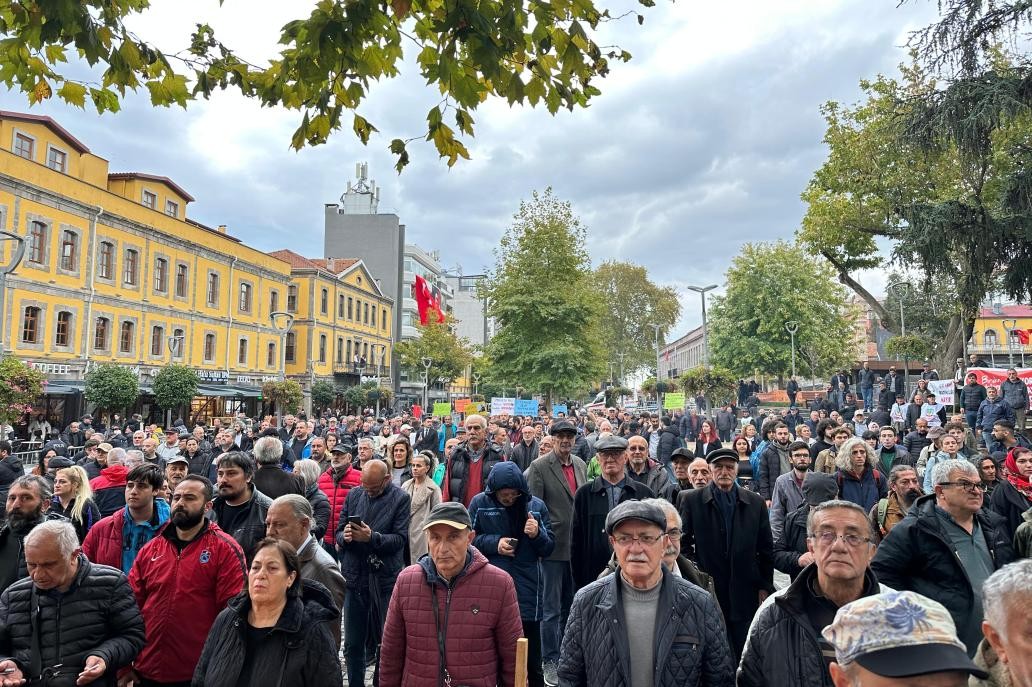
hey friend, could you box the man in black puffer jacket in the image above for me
[442,414,506,507]
[0,441,23,522]
[0,521,145,686]
[655,416,682,468]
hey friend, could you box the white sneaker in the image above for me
[543,660,559,686]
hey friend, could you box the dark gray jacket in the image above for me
[525,451,588,561]
[0,557,144,686]
[558,567,735,687]
[1000,378,1030,412]
[334,482,410,593]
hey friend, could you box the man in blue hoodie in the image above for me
[469,461,555,687]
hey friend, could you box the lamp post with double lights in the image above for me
[270,311,295,427]
[1002,319,1017,367]
[421,356,433,412]
[685,284,718,366]
[0,232,26,355]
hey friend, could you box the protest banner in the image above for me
[664,392,686,410]
[965,367,1032,409]
[552,404,568,417]
[514,398,539,416]
[454,398,470,413]
[491,397,516,416]
[433,402,453,417]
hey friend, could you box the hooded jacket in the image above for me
[192,580,342,687]
[378,547,524,687]
[90,464,129,517]
[468,461,555,620]
[771,472,838,579]
[317,463,362,547]
[656,426,681,466]
[82,498,171,573]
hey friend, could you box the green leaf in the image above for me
[57,81,87,108]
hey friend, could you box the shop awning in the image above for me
[42,384,78,396]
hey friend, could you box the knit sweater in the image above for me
[622,575,661,687]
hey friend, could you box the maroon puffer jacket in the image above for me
[379,547,523,687]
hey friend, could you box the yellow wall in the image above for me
[283,263,393,382]
[0,113,293,384]
[970,314,1032,352]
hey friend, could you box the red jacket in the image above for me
[379,547,523,687]
[89,463,128,491]
[128,521,246,682]
[317,464,362,546]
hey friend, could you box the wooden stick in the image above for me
[515,636,529,687]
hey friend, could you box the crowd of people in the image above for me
[0,374,1029,687]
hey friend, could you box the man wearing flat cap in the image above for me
[824,591,988,687]
[571,433,654,589]
[678,447,773,663]
[558,500,735,686]
[379,501,523,687]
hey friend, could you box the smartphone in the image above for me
[506,538,518,547]
[348,516,364,527]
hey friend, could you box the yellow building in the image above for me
[0,110,294,423]
[268,250,393,396]
[968,304,1032,367]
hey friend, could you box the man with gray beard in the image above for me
[0,476,66,592]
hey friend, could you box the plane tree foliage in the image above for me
[0,0,652,170]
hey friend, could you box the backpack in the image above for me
[876,498,889,528]
[749,440,767,480]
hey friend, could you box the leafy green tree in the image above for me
[311,380,337,411]
[343,385,367,413]
[0,356,44,426]
[395,318,473,387]
[679,365,737,407]
[708,241,859,379]
[0,0,652,169]
[152,365,199,419]
[880,271,955,343]
[798,63,1032,373]
[593,261,680,376]
[885,335,932,362]
[485,188,605,407]
[262,380,304,416]
[85,364,139,416]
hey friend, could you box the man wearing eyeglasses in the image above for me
[678,447,774,663]
[872,458,1015,656]
[558,499,734,686]
[740,499,889,686]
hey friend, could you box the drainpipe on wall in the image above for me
[81,204,103,369]
[224,256,238,378]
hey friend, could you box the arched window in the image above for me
[984,329,998,347]
[21,306,40,343]
[119,321,135,353]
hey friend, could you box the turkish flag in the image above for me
[413,275,446,325]
[1017,329,1032,345]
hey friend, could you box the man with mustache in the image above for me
[127,476,246,686]
[558,499,734,686]
[869,465,923,545]
[0,475,66,593]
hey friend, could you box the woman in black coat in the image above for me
[989,447,1032,540]
[193,539,342,687]
[294,459,331,542]
[694,420,722,457]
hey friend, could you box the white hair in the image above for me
[641,498,681,530]
[106,447,126,466]
[253,436,284,465]
[983,559,1032,641]
[271,494,313,525]
[932,458,978,486]
[25,520,79,557]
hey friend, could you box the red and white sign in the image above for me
[966,367,1032,410]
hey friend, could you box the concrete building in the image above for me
[445,273,493,350]
[658,326,704,380]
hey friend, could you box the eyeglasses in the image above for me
[809,532,872,547]
[939,481,986,493]
[612,533,665,546]
[665,528,682,538]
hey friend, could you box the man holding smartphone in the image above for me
[335,459,411,687]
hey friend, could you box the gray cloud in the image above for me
[11,0,937,337]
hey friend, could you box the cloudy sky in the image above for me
[8,0,938,337]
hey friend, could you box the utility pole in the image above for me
[270,311,294,427]
[887,282,913,399]
[785,321,799,380]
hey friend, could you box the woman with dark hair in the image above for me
[695,420,721,457]
[192,538,342,687]
[978,454,1001,498]
[732,435,753,489]
[989,446,1032,539]
[387,437,413,486]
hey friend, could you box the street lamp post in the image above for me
[1002,319,1017,367]
[785,321,799,380]
[472,372,481,397]
[887,282,913,398]
[421,356,433,413]
[0,232,26,355]
[164,333,187,428]
[685,284,718,367]
[269,311,295,427]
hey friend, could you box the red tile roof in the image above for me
[0,110,91,153]
[310,258,358,272]
[268,249,321,270]
[979,305,1032,318]
[268,250,361,276]
[108,172,195,202]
